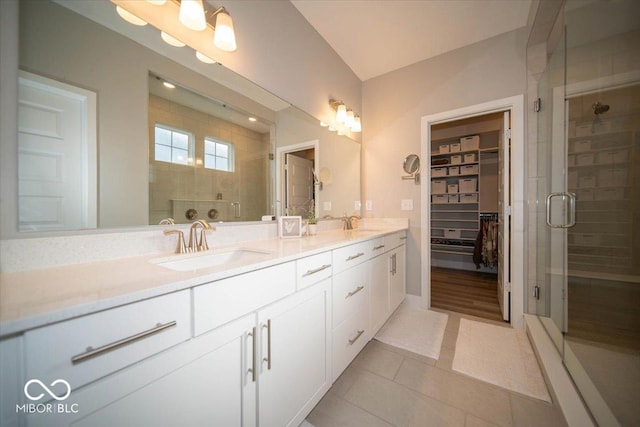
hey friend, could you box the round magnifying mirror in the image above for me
[403,154,420,174]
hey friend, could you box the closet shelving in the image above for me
[567,129,635,275]
[430,132,497,261]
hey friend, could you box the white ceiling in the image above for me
[291,0,532,81]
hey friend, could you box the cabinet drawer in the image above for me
[193,262,295,336]
[370,237,386,257]
[332,302,369,381]
[332,240,372,273]
[296,251,333,290]
[24,290,191,392]
[385,231,407,249]
[332,263,368,328]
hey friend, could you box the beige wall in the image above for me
[362,29,528,296]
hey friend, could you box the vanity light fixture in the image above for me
[248,117,257,122]
[196,51,216,64]
[163,81,176,89]
[329,99,361,133]
[212,8,237,52]
[319,121,329,127]
[146,0,167,5]
[116,6,148,26]
[161,31,186,47]
[179,0,207,31]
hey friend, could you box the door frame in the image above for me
[275,140,319,217]
[420,95,525,329]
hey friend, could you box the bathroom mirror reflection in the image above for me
[14,0,361,232]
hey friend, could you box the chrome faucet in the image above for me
[159,217,175,225]
[343,214,362,230]
[188,220,215,252]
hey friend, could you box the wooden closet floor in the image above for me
[431,267,504,322]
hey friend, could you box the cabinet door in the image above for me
[389,246,406,312]
[53,315,257,427]
[257,280,331,427]
[370,254,390,334]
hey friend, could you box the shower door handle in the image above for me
[545,192,576,228]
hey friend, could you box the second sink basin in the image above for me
[151,248,272,272]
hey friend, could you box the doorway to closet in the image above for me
[428,111,509,322]
[421,95,526,329]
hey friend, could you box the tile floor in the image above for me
[306,309,568,427]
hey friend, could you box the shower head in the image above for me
[592,101,610,115]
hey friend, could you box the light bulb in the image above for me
[161,31,185,47]
[336,104,347,123]
[116,6,147,26]
[213,11,237,52]
[345,110,355,128]
[146,0,167,5]
[179,0,207,31]
[163,81,176,89]
[352,116,362,132]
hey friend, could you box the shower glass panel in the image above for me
[531,0,640,425]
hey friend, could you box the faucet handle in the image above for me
[163,229,188,254]
[198,225,216,251]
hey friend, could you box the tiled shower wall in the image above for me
[148,94,271,224]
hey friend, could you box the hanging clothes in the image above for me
[474,214,498,269]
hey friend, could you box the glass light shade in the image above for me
[337,126,345,136]
[179,0,207,31]
[213,12,237,52]
[161,31,185,47]
[319,121,328,127]
[195,51,216,64]
[352,116,362,132]
[336,104,347,123]
[345,110,355,128]
[162,81,176,89]
[116,6,147,26]
[146,0,167,5]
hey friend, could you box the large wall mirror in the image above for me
[14,0,361,232]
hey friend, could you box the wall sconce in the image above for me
[329,99,361,133]
[112,0,237,56]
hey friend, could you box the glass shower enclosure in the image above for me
[528,1,640,425]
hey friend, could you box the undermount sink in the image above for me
[151,248,273,272]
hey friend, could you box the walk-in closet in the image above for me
[429,112,510,322]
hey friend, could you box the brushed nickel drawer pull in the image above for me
[248,327,257,382]
[373,245,385,250]
[346,252,365,261]
[345,285,365,299]
[71,321,177,365]
[263,319,272,370]
[302,264,331,277]
[348,330,365,345]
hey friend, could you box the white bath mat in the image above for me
[375,304,448,360]
[453,319,551,402]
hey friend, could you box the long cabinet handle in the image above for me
[346,252,365,261]
[263,319,272,370]
[71,321,177,365]
[391,253,397,275]
[348,330,365,345]
[345,285,365,299]
[248,327,257,382]
[302,264,331,277]
[373,245,385,250]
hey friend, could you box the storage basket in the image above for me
[449,166,460,176]
[439,144,450,154]
[444,229,461,238]
[459,193,478,203]
[450,143,461,152]
[460,135,479,151]
[460,164,478,175]
[459,178,477,193]
[432,180,447,194]
[447,184,459,193]
[450,155,462,165]
[432,194,448,204]
[432,167,448,177]
[464,153,476,163]
[448,194,459,203]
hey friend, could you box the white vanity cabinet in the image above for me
[369,231,408,336]
[257,279,331,427]
[61,314,257,427]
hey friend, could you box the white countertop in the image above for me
[0,226,407,337]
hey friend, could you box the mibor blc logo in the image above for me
[16,379,79,415]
